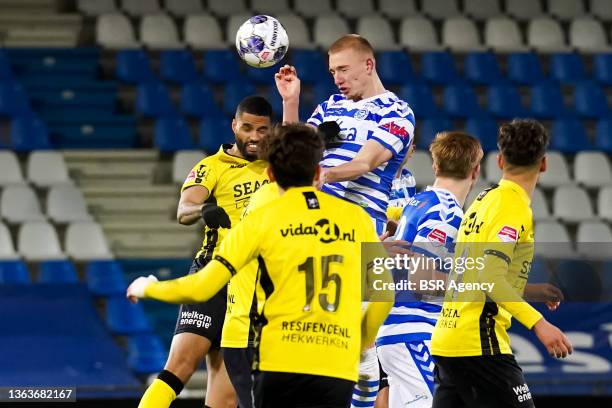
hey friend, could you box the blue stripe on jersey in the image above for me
[351,399,375,408]
[353,388,378,397]
[384,314,438,325]
[375,333,432,347]
[394,302,443,312]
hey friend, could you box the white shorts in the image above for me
[376,340,435,408]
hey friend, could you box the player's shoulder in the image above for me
[375,92,414,119]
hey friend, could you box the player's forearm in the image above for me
[282,99,299,123]
[177,202,203,225]
[144,261,231,304]
[478,255,543,329]
[324,160,371,183]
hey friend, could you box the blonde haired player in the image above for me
[275,34,415,408]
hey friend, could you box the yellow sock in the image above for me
[138,379,177,408]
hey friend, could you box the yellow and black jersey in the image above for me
[181,144,269,259]
[222,181,280,348]
[144,186,392,382]
[431,179,542,357]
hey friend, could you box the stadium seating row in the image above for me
[108,48,612,87]
[0,221,112,261]
[80,0,612,21]
[94,11,612,52]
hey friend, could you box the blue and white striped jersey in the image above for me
[307,91,415,225]
[388,168,416,208]
[377,186,463,343]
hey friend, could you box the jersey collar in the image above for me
[499,179,531,205]
[218,144,253,164]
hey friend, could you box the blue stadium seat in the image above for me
[487,83,529,119]
[552,260,601,302]
[135,82,175,117]
[551,118,592,153]
[529,82,567,119]
[115,50,156,84]
[106,295,152,335]
[199,118,233,153]
[223,81,257,115]
[154,116,195,152]
[203,50,242,84]
[312,83,339,108]
[0,53,14,81]
[601,261,612,301]
[399,83,440,119]
[465,116,499,152]
[0,83,31,116]
[10,115,52,151]
[527,258,551,284]
[417,116,452,150]
[574,81,610,119]
[0,260,30,284]
[50,124,137,149]
[291,49,329,85]
[127,334,167,374]
[507,53,545,85]
[596,118,612,152]
[443,82,484,119]
[377,51,419,86]
[85,260,126,296]
[160,50,197,84]
[39,260,78,283]
[180,83,223,118]
[593,53,612,86]
[464,52,503,85]
[549,53,586,84]
[245,65,277,85]
[420,52,460,85]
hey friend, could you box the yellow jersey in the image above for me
[145,186,392,381]
[181,144,269,259]
[431,179,543,357]
[222,182,280,348]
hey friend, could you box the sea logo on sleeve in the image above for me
[497,225,518,242]
[379,121,409,139]
[427,228,447,246]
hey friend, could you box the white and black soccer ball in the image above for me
[235,15,289,68]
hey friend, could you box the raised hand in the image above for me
[274,64,301,102]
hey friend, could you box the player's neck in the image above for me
[501,173,538,199]
[226,144,245,160]
[432,177,472,207]
[356,75,386,101]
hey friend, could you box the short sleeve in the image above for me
[181,159,217,194]
[367,106,415,157]
[306,102,326,127]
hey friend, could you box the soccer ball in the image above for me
[235,15,289,68]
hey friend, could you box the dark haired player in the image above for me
[128,123,394,408]
[431,120,573,408]
[136,96,272,408]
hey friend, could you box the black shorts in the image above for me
[173,255,227,348]
[253,371,354,408]
[223,347,255,408]
[432,354,536,408]
[378,360,389,389]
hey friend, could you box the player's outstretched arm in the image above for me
[127,260,231,304]
[274,65,301,123]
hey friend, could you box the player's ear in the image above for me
[313,165,322,184]
[266,166,276,182]
[540,156,547,173]
[231,118,237,134]
[366,57,375,74]
[473,163,481,181]
[497,153,504,170]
